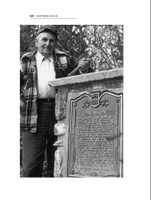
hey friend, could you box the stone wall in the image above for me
[49,68,123,177]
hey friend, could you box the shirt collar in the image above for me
[36,51,54,66]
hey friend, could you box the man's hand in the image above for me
[68,56,92,76]
[78,57,91,73]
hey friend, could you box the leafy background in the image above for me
[20,25,123,71]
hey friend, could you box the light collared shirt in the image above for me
[36,51,56,99]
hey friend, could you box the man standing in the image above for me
[20,25,90,177]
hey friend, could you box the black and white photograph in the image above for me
[20,25,123,177]
[0,0,150,199]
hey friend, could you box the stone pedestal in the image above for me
[49,69,123,177]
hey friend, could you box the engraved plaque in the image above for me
[68,91,123,177]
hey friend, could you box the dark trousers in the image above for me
[22,100,57,177]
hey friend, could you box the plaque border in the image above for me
[67,90,123,177]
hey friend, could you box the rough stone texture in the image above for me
[54,121,66,136]
[51,69,123,177]
[53,121,66,147]
[66,77,123,94]
[53,118,69,177]
[55,87,68,120]
[54,149,63,177]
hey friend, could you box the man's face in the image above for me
[35,32,56,57]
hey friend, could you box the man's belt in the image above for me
[37,98,55,102]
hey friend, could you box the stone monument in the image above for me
[49,68,123,177]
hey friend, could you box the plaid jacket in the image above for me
[20,49,77,133]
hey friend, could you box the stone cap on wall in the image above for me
[49,68,123,87]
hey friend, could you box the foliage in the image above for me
[20,25,123,71]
